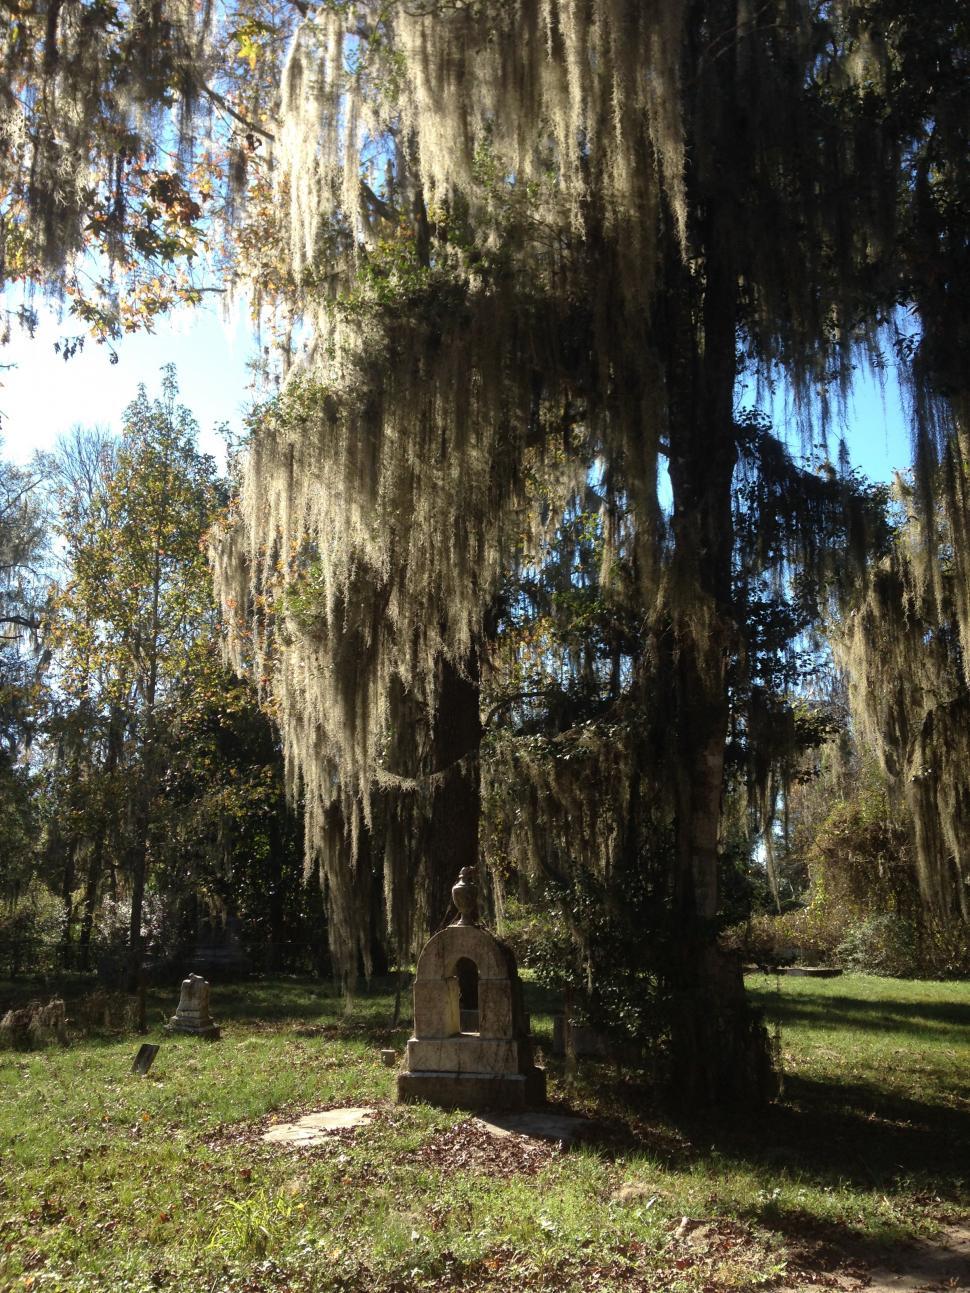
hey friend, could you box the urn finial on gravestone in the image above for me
[451,867,479,926]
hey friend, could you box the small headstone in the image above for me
[165,973,220,1039]
[131,1043,159,1075]
[380,1049,397,1067]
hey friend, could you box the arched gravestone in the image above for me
[397,869,546,1110]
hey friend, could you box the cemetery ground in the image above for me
[0,975,967,1293]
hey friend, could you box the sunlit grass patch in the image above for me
[0,972,966,1291]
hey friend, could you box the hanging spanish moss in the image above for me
[831,486,970,927]
[0,0,207,280]
[207,2,967,1104]
[214,0,698,982]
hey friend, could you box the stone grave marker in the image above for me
[397,868,546,1110]
[165,973,220,1039]
[131,1043,159,1075]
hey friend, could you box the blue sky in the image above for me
[1,303,913,484]
[1,304,257,469]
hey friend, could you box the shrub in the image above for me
[0,883,66,978]
[835,913,922,977]
[499,856,672,1055]
[70,989,141,1035]
[725,898,970,979]
[721,902,846,967]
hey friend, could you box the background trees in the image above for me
[0,375,317,983]
[48,371,222,984]
[0,447,50,973]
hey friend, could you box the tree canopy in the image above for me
[3,0,968,1101]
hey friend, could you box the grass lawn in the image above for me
[0,972,967,1292]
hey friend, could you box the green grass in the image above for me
[0,972,966,1292]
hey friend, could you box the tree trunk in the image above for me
[125,701,158,993]
[58,837,76,968]
[126,526,163,994]
[78,710,122,972]
[661,7,775,1100]
[77,844,101,974]
[266,813,284,972]
[427,655,482,930]
[125,782,152,994]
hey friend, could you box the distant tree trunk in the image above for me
[78,710,123,972]
[125,784,152,993]
[427,655,482,930]
[266,813,284,972]
[58,843,76,968]
[77,848,100,973]
[126,610,160,994]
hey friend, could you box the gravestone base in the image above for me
[166,1016,221,1040]
[398,1067,545,1111]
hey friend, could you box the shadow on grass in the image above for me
[714,1071,970,1195]
[5,973,966,1199]
[747,986,970,1038]
[553,1052,969,1211]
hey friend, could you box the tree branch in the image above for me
[200,83,276,143]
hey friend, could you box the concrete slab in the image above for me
[474,1111,594,1144]
[299,1108,374,1130]
[262,1124,325,1145]
[260,1106,375,1145]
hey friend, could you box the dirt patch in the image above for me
[398,1116,559,1178]
[864,1225,970,1292]
[776,1225,970,1292]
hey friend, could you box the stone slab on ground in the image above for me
[474,1111,595,1145]
[261,1107,375,1146]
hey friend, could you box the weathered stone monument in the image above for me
[0,998,68,1049]
[166,973,220,1039]
[397,868,545,1110]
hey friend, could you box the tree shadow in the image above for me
[553,1058,968,1220]
[716,1071,970,1196]
[746,985,970,1038]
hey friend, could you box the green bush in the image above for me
[721,864,860,966]
[835,913,921,977]
[725,901,970,978]
[0,883,66,978]
[723,772,970,978]
[499,856,672,1054]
